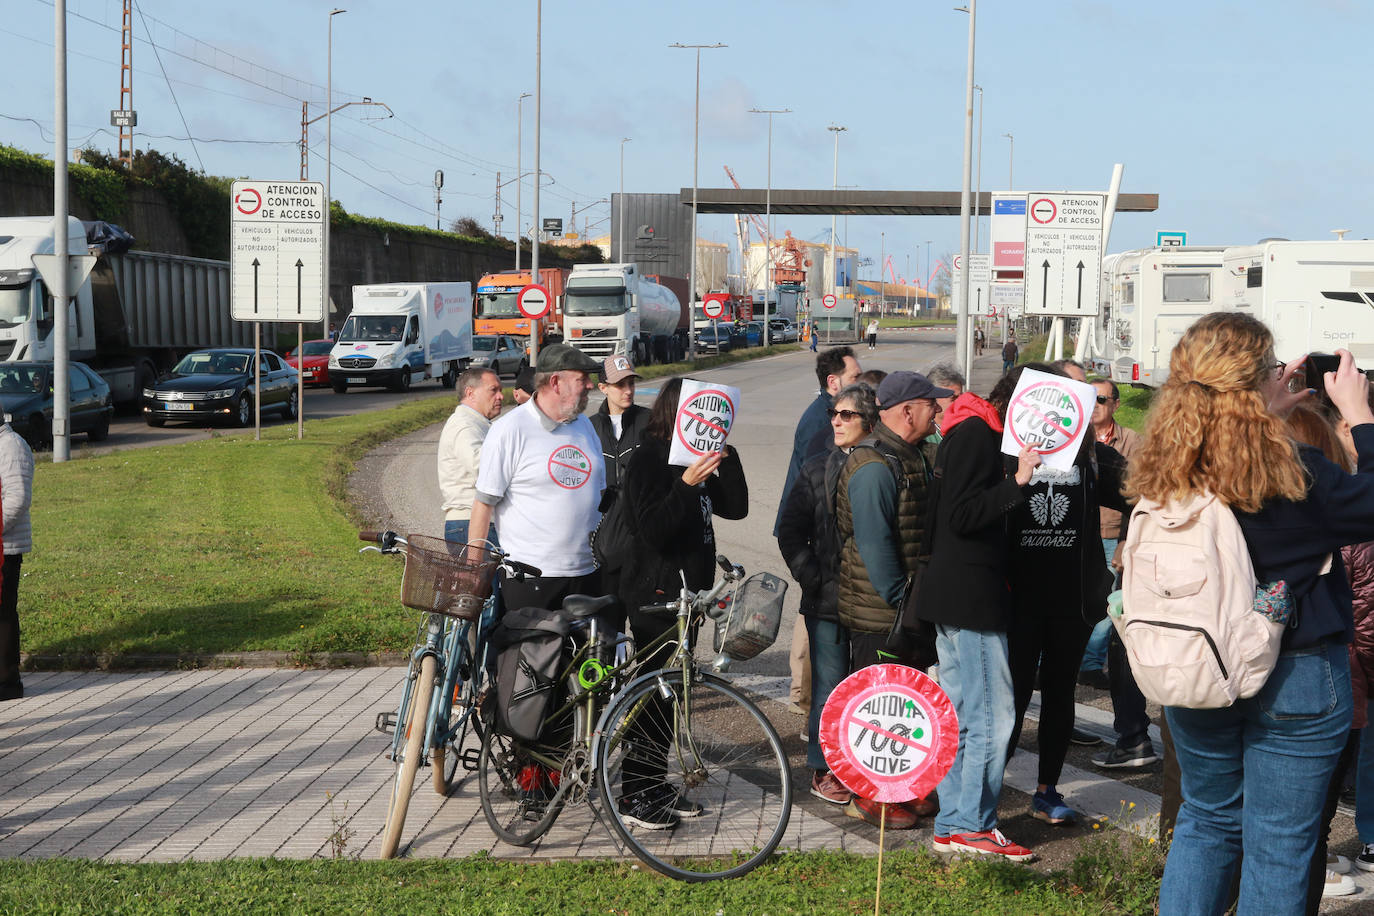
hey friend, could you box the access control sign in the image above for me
[1024,193,1105,317]
[230,180,326,322]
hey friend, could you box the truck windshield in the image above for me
[565,288,628,317]
[0,281,33,329]
[477,292,520,318]
[338,315,404,342]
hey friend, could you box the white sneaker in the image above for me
[1323,869,1356,898]
[1328,851,1352,874]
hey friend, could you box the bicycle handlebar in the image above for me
[503,558,543,578]
[358,530,382,543]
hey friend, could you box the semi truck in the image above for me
[1089,239,1374,386]
[327,281,473,392]
[0,216,260,405]
[473,267,568,365]
[563,263,686,365]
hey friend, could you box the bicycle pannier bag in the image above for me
[716,572,788,663]
[490,607,572,741]
[1117,491,1284,709]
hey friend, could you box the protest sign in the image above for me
[668,379,740,467]
[1000,368,1096,472]
[819,664,958,804]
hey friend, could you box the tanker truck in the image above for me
[563,263,684,365]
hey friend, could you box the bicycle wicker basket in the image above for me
[715,572,788,663]
[399,534,500,620]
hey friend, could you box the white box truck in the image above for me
[328,282,472,392]
[0,215,257,405]
[563,263,682,365]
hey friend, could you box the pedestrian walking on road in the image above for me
[866,318,879,351]
[0,418,33,702]
[1001,338,1019,373]
[1132,314,1374,916]
[809,321,818,352]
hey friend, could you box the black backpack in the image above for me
[488,607,572,742]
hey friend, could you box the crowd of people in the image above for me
[435,316,1374,911]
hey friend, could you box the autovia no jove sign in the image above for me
[1000,367,1097,472]
[668,379,740,467]
[820,664,958,804]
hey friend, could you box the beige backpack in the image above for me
[1116,492,1283,708]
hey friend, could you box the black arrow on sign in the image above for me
[295,259,305,315]
[1041,259,1050,311]
[1076,261,1085,309]
[251,258,260,314]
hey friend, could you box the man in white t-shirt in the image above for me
[469,343,606,612]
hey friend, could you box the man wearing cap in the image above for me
[438,367,506,546]
[589,355,650,592]
[512,366,535,405]
[468,343,606,613]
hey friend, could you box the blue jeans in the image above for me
[804,616,850,772]
[1358,723,1374,843]
[932,623,1016,837]
[1159,644,1351,916]
[1080,537,1118,671]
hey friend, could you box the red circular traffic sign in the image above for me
[1030,197,1057,225]
[517,283,551,320]
[703,294,727,319]
[822,294,837,310]
[820,664,958,804]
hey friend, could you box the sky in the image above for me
[3,0,1371,290]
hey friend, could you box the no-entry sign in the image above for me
[517,283,551,320]
[822,294,837,310]
[703,293,727,319]
[820,664,958,804]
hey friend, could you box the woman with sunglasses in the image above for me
[1132,314,1374,915]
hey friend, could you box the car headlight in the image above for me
[377,352,397,368]
[208,388,237,399]
[142,388,157,399]
[328,355,339,367]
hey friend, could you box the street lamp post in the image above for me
[956,1,977,379]
[325,8,345,347]
[618,137,630,261]
[974,84,983,252]
[749,107,790,348]
[826,124,846,325]
[1003,132,1014,189]
[530,0,543,368]
[926,240,932,315]
[515,92,530,270]
[670,42,726,363]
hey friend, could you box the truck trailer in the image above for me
[328,282,473,392]
[0,216,261,405]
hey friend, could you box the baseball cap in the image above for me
[876,370,954,409]
[536,342,600,374]
[513,365,535,395]
[601,355,640,385]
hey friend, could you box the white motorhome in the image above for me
[1219,240,1374,364]
[328,282,472,392]
[1090,246,1226,386]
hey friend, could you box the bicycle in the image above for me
[359,529,540,859]
[476,555,793,882]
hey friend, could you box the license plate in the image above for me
[165,402,193,411]
[303,370,315,379]
[347,377,367,384]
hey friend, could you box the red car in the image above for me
[284,339,334,387]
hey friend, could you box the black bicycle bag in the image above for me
[489,607,573,742]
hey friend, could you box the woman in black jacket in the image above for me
[615,377,749,829]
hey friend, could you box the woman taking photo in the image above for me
[1129,313,1374,915]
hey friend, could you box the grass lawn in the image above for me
[0,845,1161,915]
[877,317,955,328]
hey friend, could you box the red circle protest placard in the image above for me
[674,387,736,458]
[820,664,958,804]
[1006,379,1087,456]
[547,444,593,489]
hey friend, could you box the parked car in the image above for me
[469,334,527,377]
[731,321,764,348]
[143,348,299,428]
[0,361,112,448]
[768,318,799,343]
[694,325,733,354]
[284,339,334,387]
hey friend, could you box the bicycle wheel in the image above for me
[595,670,792,881]
[477,723,570,847]
[378,654,437,859]
[432,621,473,796]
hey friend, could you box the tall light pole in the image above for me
[1003,132,1014,189]
[749,107,790,347]
[515,91,530,270]
[670,42,726,362]
[827,124,846,314]
[974,84,984,252]
[618,137,630,261]
[51,0,70,461]
[956,2,977,379]
[530,0,543,368]
[325,8,344,347]
[926,240,932,314]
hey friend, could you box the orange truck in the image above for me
[473,268,569,354]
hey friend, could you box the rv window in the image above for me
[1162,273,1210,302]
[1246,266,1262,288]
[1121,280,1134,305]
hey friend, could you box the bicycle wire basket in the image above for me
[399,534,500,620]
[713,572,788,663]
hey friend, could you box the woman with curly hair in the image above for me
[1135,313,1374,915]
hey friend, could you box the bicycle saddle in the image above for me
[561,594,622,619]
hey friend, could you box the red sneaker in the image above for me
[931,834,952,854]
[902,792,938,818]
[947,828,1034,862]
[810,770,851,805]
[845,796,918,830]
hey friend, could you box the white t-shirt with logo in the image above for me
[475,399,605,577]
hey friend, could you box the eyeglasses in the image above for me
[827,408,863,422]
[1095,395,1110,404]
[1272,360,1286,377]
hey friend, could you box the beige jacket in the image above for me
[437,404,491,522]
